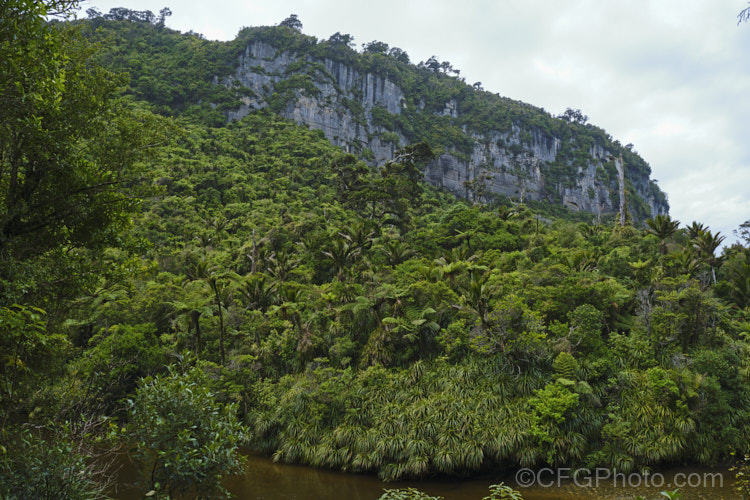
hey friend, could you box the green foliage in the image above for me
[731,452,750,498]
[77,16,668,223]
[552,352,579,380]
[2,5,749,494]
[1,0,168,316]
[379,488,444,499]
[72,323,166,415]
[372,104,398,130]
[470,294,547,363]
[569,304,605,353]
[378,483,524,500]
[720,246,750,309]
[528,380,580,463]
[647,214,680,255]
[1,25,133,257]
[79,13,245,119]
[269,74,322,112]
[483,483,524,500]
[0,426,111,500]
[126,366,248,498]
[0,304,68,424]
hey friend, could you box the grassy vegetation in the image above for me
[3,5,749,498]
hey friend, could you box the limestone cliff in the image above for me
[222,38,668,222]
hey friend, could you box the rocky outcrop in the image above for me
[226,42,405,161]
[222,41,668,221]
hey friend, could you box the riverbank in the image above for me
[109,452,737,499]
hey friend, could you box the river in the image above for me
[110,453,737,499]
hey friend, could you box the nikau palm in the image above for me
[8,12,750,496]
[647,214,680,255]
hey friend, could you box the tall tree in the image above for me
[187,259,232,365]
[0,0,163,307]
[686,221,706,241]
[0,3,165,494]
[693,229,726,284]
[646,214,680,255]
[373,142,434,227]
[279,14,302,31]
[169,291,212,357]
[735,220,750,246]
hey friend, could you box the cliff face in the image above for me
[226,42,405,163]
[224,40,668,221]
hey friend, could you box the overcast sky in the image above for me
[82,0,750,246]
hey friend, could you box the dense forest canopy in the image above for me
[1,3,750,499]
[76,6,668,223]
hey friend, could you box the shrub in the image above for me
[126,366,248,498]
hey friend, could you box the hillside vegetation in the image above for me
[2,4,750,499]
[79,10,667,222]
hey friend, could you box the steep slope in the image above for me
[9,11,746,490]
[226,33,667,222]
[82,15,669,223]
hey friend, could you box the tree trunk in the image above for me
[211,279,226,366]
[251,228,257,274]
[191,310,201,358]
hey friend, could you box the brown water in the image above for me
[110,453,738,500]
